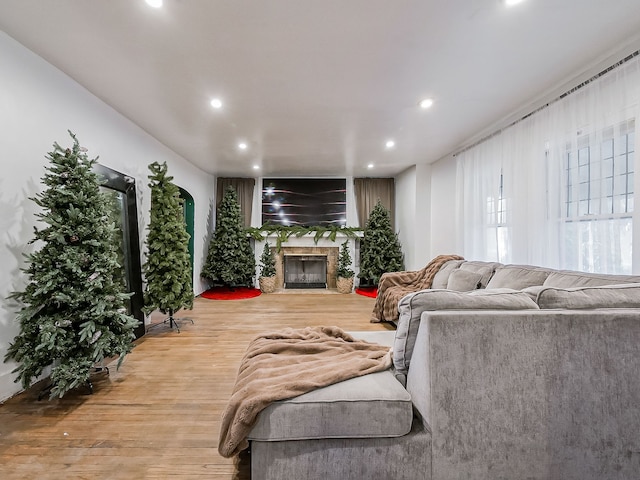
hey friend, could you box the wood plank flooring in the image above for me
[0,292,391,479]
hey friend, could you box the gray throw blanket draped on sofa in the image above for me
[218,326,392,458]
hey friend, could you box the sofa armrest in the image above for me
[406,309,640,480]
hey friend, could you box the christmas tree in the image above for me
[4,132,139,399]
[143,162,194,323]
[259,242,276,278]
[337,241,355,279]
[358,200,404,285]
[202,186,255,287]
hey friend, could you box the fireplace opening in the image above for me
[284,255,327,289]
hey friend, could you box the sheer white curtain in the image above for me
[457,53,640,273]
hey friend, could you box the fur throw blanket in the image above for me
[370,254,464,323]
[218,326,392,458]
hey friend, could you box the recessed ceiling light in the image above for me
[210,98,223,109]
[367,163,374,169]
[145,0,163,8]
[253,165,260,170]
[238,142,248,151]
[419,98,434,109]
[385,140,395,149]
[505,0,525,5]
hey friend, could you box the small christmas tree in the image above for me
[358,200,404,285]
[143,162,194,324]
[337,241,354,279]
[202,186,255,287]
[259,242,276,278]
[4,132,139,398]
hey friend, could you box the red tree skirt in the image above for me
[355,286,377,298]
[200,286,262,300]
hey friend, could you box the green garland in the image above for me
[246,225,363,251]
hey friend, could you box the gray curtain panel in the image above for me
[354,177,395,228]
[216,177,255,227]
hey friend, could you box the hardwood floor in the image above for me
[0,292,391,479]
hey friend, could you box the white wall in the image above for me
[429,155,459,258]
[395,167,417,270]
[0,31,215,401]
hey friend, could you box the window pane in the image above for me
[579,165,589,183]
[579,182,589,201]
[579,200,589,216]
[578,147,590,166]
[615,135,628,155]
[604,179,614,197]
[604,196,614,214]
[613,195,627,214]
[613,174,626,195]
[602,157,614,177]
[614,157,628,176]
[601,139,614,159]
[628,172,634,194]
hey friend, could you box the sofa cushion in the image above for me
[247,369,413,441]
[431,259,465,289]
[394,289,539,375]
[486,264,553,290]
[447,269,483,291]
[458,261,502,288]
[543,270,640,288]
[536,283,640,309]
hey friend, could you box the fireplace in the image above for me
[284,255,327,289]
[254,235,360,291]
[272,246,340,290]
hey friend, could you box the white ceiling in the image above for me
[2,0,640,177]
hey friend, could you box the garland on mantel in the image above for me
[246,225,363,251]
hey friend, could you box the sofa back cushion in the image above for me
[543,270,640,288]
[486,264,553,290]
[536,283,640,309]
[446,269,483,292]
[458,261,502,288]
[394,289,539,375]
[431,259,465,289]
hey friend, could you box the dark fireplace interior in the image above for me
[284,255,327,289]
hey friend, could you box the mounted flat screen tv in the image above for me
[261,178,347,227]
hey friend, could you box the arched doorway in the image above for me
[178,187,195,282]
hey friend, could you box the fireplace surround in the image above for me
[253,233,361,291]
[275,246,338,290]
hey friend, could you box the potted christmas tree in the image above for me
[4,132,139,398]
[201,186,255,287]
[358,200,404,286]
[258,242,277,293]
[336,241,355,294]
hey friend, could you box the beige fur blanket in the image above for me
[370,254,464,323]
[218,326,392,458]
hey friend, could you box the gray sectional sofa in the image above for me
[247,260,640,480]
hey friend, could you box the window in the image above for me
[563,120,634,273]
[486,170,510,263]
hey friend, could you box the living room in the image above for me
[1,1,640,478]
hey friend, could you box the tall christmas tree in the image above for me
[201,186,255,287]
[358,200,404,285]
[4,132,139,399]
[143,162,194,326]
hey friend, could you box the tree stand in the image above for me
[146,308,194,334]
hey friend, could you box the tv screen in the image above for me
[261,178,347,227]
